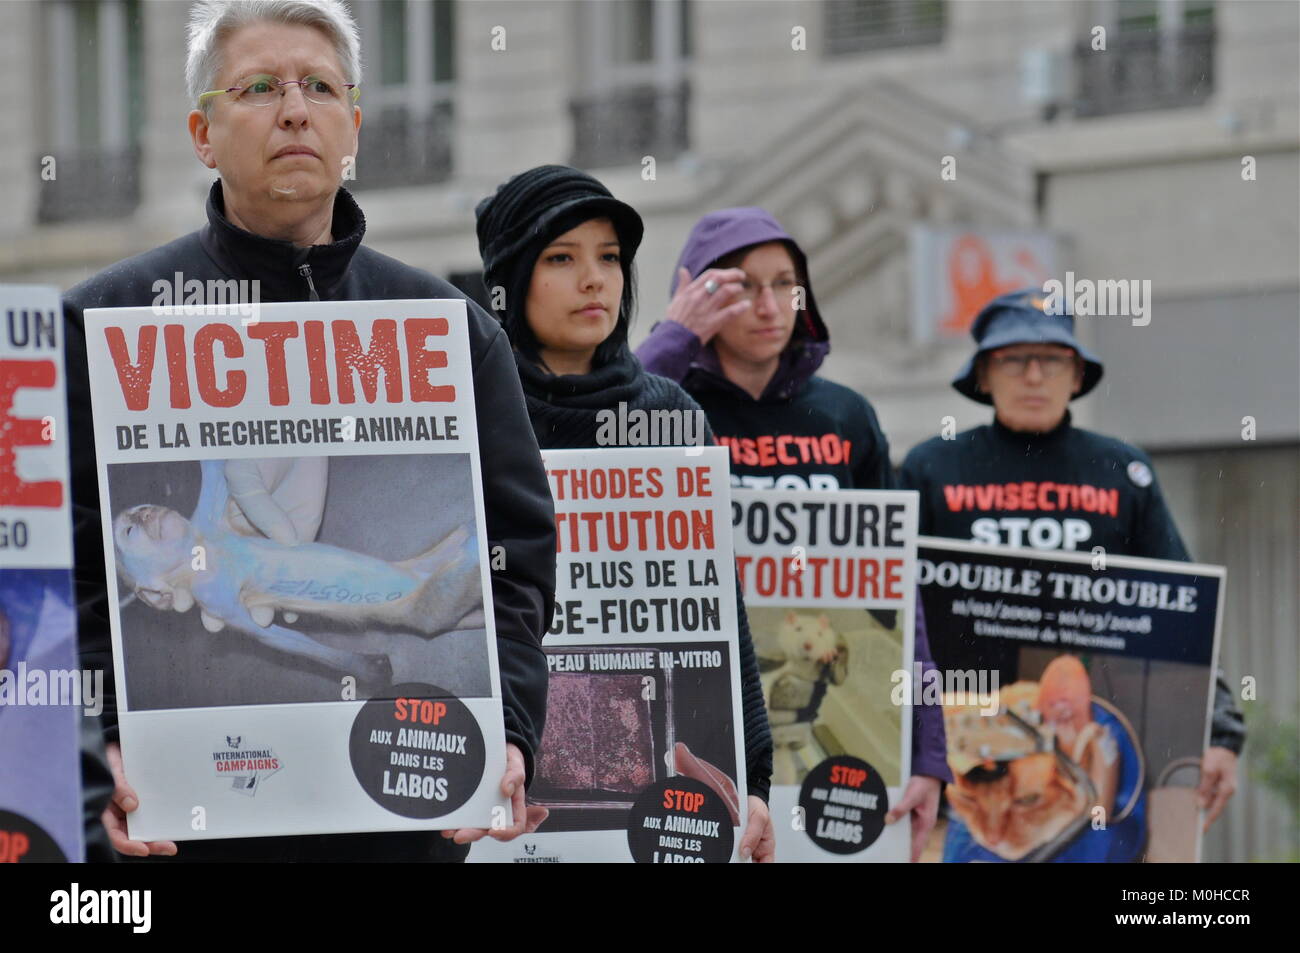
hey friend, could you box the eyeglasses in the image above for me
[737,276,800,303]
[988,352,1078,377]
[199,73,360,108]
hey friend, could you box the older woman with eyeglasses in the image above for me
[186,1,362,247]
[62,0,557,864]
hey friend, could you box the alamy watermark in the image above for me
[151,273,262,326]
[0,665,104,716]
[1042,272,1151,327]
[595,402,708,448]
[50,883,151,933]
[891,662,1000,716]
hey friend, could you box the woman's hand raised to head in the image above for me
[666,267,751,344]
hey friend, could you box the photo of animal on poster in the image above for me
[105,452,489,710]
[748,606,905,789]
[917,540,1223,863]
[940,653,1151,863]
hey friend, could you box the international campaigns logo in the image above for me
[212,735,282,797]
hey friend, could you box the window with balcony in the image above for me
[1075,0,1215,117]
[38,0,144,224]
[569,0,691,170]
[823,0,946,56]
[349,0,456,190]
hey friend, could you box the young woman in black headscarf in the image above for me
[475,165,775,861]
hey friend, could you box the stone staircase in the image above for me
[705,77,1038,306]
[690,78,1045,453]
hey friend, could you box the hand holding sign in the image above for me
[441,743,548,844]
[101,742,177,858]
[884,774,941,863]
[1197,746,1238,832]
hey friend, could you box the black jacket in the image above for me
[63,181,557,861]
[900,413,1246,754]
[513,347,774,802]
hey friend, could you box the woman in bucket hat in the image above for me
[899,288,1245,861]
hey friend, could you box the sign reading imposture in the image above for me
[733,488,919,862]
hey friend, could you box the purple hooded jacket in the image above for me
[639,207,830,401]
[637,207,950,783]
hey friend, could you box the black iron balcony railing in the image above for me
[1075,25,1215,117]
[569,81,690,170]
[824,0,946,56]
[351,101,454,190]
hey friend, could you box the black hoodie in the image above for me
[62,181,557,861]
[637,310,891,492]
[900,413,1246,754]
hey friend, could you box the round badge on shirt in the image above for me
[1127,460,1153,488]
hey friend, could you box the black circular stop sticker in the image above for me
[798,755,888,854]
[0,810,67,863]
[626,777,735,863]
[349,684,485,819]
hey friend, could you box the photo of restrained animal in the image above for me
[110,456,485,699]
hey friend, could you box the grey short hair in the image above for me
[187,0,362,111]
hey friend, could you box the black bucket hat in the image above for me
[952,288,1105,404]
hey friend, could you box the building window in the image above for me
[823,0,946,56]
[349,0,456,190]
[1075,0,1215,117]
[569,0,690,170]
[38,0,144,224]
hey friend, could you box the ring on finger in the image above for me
[704,279,719,295]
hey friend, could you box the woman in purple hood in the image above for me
[637,207,950,861]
